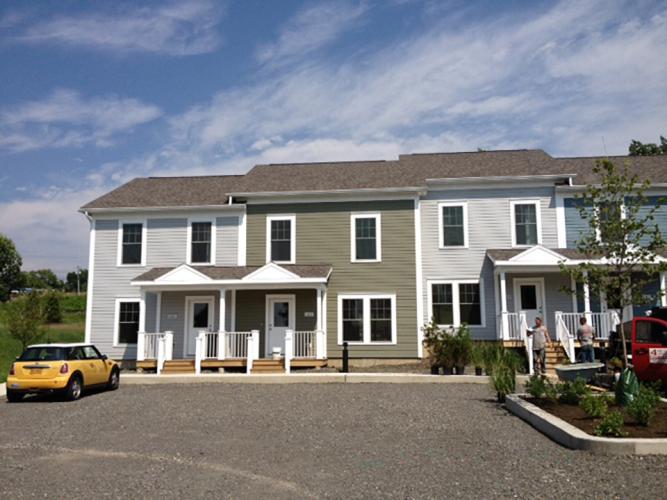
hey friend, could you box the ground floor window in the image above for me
[115,299,140,345]
[338,294,396,344]
[428,280,484,327]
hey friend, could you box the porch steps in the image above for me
[162,359,196,374]
[544,345,568,377]
[251,359,285,374]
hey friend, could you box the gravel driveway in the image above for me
[0,383,663,499]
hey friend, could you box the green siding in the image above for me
[235,289,317,357]
[246,200,417,358]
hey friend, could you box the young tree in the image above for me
[2,292,45,349]
[0,234,22,301]
[560,159,667,366]
[42,291,63,323]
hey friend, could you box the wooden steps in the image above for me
[251,359,285,374]
[544,344,568,377]
[162,359,195,374]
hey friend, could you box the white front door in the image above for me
[266,295,295,357]
[185,297,214,357]
[514,279,546,329]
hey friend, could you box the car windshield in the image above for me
[18,347,67,362]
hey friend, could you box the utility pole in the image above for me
[76,266,81,295]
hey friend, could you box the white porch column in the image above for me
[136,332,146,361]
[284,329,293,374]
[316,287,323,331]
[155,292,162,332]
[139,289,147,333]
[322,288,328,359]
[500,272,509,340]
[230,289,237,331]
[582,271,592,324]
[219,289,227,333]
[661,272,667,307]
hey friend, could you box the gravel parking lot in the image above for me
[1,383,664,499]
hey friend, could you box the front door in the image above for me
[266,296,295,357]
[514,279,545,329]
[185,297,214,357]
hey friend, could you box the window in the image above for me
[338,294,396,344]
[351,213,381,262]
[635,320,667,345]
[439,203,468,248]
[266,215,295,263]
[190,222,212,264]
[511,201,541,246]
[429,280,484,327]
[82,346,102,359]
[118,221,145,266]
[598,201,623,244]
[115,300,140,345]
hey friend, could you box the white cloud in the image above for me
[14,0,224,56]
[0,89,162,152]
[256,1,368,64]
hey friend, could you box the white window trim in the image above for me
[427,279,486,329]
[116,219,147,267]
[266,214,296,264]
[113,298,141,347]
[337,293,397,345]
[510,200,542,248]
[595,202,626,244]
[350,213,382,263]
[438,201,469,249]
[187,217,217,266]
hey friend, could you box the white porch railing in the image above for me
[499,312,525,340]
[557,311,620,341]
[555,313,576,363]
[224,331,253,359]
[137,331,173,374]
[284,329,326,374]
[246,330,260,374]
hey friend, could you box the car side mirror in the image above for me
[101,354,108,360]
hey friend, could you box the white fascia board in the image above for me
[81,204,246,215]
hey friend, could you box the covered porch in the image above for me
[131,263,331,374]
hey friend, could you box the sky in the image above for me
[0,0,666,276]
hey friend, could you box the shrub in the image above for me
[42,291,62,323]
[627,384,660,426]
[452,324,473,367]
[1,292,45,349]
[579,394,610,418]
[482,343,503,374]
[557,378,592,405]
[525,375,548,399]
[490,348,523,401]
[593,410,627,437]
[470,342,484,369]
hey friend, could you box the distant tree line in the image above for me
[629,135,667,156]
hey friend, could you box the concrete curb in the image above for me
[120,373,507,385]
[506,394,667,455]
[0,383,5,397]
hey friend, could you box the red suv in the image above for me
[632,314,667,383]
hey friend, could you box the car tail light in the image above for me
[60,363,69,374]
[9,364,15,376]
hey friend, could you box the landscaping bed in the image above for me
[527,397,667,439]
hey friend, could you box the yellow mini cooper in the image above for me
[6,343,120,402]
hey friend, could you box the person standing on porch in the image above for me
[529,317,551,376]
[576,317,595,363]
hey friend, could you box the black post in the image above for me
[342,342,349,373]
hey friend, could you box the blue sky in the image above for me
[0,0,666,275]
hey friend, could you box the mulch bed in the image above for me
[527,397,667,439]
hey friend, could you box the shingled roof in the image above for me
[133,265,333,282]
[81,150,667,209]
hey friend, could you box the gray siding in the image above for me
[420,187,558,340]
[89,212,241,359]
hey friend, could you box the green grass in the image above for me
[0,294,86,383]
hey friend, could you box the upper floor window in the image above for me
[439,202,468,248]
[338,294,396,344]
[188,219,215,265]
[429,280,484,327]
[266,215,295,264]
[511,200,541,247]
[351,213,381,262]
[597,201,623,244]
[118,221,145,266]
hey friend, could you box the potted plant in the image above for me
[482,342,501,376]
[439,333,456,375]
[471,342,484,376]
[490,348,523,402]
[453,324,472,375]
[421,319,443,375]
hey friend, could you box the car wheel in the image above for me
[65,374,83,401]
[6,390,23,403]
[107,368,120,391]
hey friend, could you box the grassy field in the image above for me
[0,294,85,383]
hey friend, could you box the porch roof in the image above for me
[131,262,332,288]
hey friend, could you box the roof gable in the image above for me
[508,245,568,265]
[154,264,212,284]
[242,263,300,282]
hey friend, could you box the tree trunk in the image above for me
[619,310,629,368]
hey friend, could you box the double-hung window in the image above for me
[439,202,468,248]
[429,281,484,327]
[351,213,381,262]
[511,200,541,246]
[266,215,295,263]
[115,299,140,345]
[118,221,145,266]
[339,294,396,344]
[188,219,215,265]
